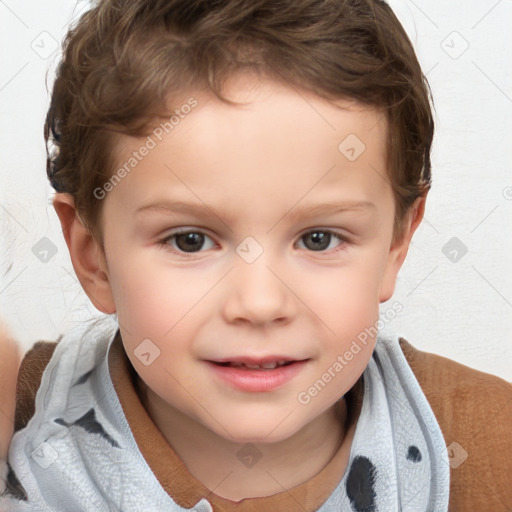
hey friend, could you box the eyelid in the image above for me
[296,228,350,252]
[301,228,350,240]
[157,226,351,256]
[158,227,217,249]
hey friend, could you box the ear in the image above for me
[52,193,116,314]
[379,193,427,303]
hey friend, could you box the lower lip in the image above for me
[206,361,308,392]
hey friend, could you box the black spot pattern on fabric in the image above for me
[407,445,422,463]
[3,462,28,501]
[54,408,120,448]
[346,455,377,512]
[73,369,94,386]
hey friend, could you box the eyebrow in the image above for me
[286,200,376,220]
[134,199,376,221]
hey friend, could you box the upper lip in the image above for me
[208,355,308,365]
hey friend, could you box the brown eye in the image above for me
[298,230,346,252]
[159,230,215,254]
[174,232,205,252]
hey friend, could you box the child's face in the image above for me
[93,75,414,443]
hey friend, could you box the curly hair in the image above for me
[45,0,434,246]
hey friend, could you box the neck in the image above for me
[137,377,350,502]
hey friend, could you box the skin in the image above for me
[0,321,21,479]
[52,74,425,501]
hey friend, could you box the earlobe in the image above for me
[52,193,116,314]
[379,194,427,303]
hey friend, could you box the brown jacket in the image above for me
[10,337,512,511]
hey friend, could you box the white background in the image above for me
[0,0,511,381]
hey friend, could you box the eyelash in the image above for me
[156,228,350,256]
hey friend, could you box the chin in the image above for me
[211,416,305,445]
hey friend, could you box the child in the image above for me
[2,0,511,510]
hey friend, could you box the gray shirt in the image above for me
[3,317,449,511]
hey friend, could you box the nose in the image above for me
[222,250,294,327]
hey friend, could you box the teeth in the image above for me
[228,361,288,369]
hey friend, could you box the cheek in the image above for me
[303,257,383,323]
[105,248,180,336]
[106,248,221,351]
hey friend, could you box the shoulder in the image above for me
[398,337,512,423]
[13,321,118,433]
[14,339,59,432]
[399,337,512,509]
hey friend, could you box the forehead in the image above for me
[108,76,390,219]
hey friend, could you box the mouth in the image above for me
[205,358,310,392]
[212,360,297,370]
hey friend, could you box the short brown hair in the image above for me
[46,0,434,245]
